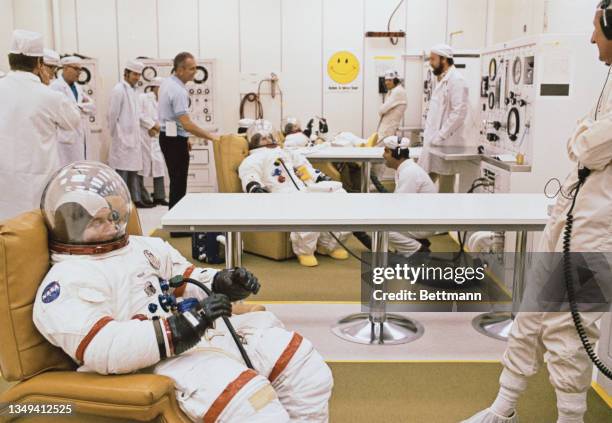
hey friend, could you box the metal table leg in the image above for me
[331,231,424,345]
[225,232,242,269]
[472,231,528,341]
[360,162,371,193]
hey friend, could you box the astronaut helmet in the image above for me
[41,161,132,254]
[281,117,302,135]
[246,119,278,150]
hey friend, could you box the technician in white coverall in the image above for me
[420,44,469,193]
[50,56,97,166]
[461,4,612,423]
[138,76,168,206]
[382,136,437,255]
[373,69,408,180]
[0,30,80,221]
[33,161,333,423]
[238,120,350,267]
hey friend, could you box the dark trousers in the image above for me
[159,132,189,209]
[116,170,142,203]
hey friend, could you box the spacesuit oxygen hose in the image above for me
[562,168,612,380]
[171,277,254,370]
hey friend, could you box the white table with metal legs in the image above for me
[162,193,551,344]
[294,147,422,193]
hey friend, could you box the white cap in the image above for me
[149,76,163,87]
[383,135,410,150]
[9,29,44,57]
[125,59,144,74]
[60,55,82,67]
[43,49,60,66]
[430,44,453,59]
[384,69,399,80]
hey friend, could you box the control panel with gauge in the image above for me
[477,34,603,194]
[135,58,216,128]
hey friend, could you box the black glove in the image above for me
[166,293,232,355]
[303,119,314,138]
[246,181,269,193]
[212,268,260,301]
[316,172,332,183]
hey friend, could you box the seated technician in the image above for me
[238,120,350,267]
[384,135,437,255]
[33,161,333,423]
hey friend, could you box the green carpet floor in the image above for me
[2,363,609,422]
[151,230,510,303]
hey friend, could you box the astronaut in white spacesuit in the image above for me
[282,117,311,149]
[33,161,333,422]
[238,120,350,267]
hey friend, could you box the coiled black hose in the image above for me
[562,168,611,380]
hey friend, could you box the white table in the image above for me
[162,193,551,344]
[294,147,386,193]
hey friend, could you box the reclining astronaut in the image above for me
[238,120,350,267]
[33,162,333,422]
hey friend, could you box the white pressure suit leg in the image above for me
[388,231,428,256]
[316,231,350,252]
[290,232,320,256]
[154,350,289,422]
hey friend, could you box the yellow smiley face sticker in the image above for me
[327,51,360,85]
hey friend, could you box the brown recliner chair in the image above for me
[213,134,294,260]
[0,209,263,422]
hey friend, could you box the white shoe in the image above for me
[460,408,518,423]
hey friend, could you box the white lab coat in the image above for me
[0,71,81,220]
[377,84,407,142]
[107,80,145,171]
[50,76,96,166]
[138,92,166,178]
[33,236,332,422]
[500,72,612,398]
[420,67,469,174]
[388,160,437,255]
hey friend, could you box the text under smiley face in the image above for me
[327,51,360,85]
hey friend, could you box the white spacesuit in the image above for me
[461,11,612,422]
[33,162,333,422]
[238,120,350,267]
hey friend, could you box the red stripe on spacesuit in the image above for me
[203,369,258,423]
[174,265,196,297]
[131,314,148,321]
[76,316,114,363]
[268,332,303,383]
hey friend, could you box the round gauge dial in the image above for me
[194,66,208,84]
[489,58,497,81]
[77,68,91,85]
[512,57,522,85]
[144,85,155,94]
[488,92,495,110]
[142,66,157,82]
[507,107,520,141]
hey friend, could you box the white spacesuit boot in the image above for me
[316,231,349,260]
[460,409,519,423]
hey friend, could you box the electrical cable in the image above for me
[239,92,263,119]
[594,66,611,120]
[561,168,612,380]
[177,277,254,369]
[387,0,405,45]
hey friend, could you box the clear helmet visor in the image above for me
[281,117,302,135]
[41,161,131,245]
[246,119,277,149]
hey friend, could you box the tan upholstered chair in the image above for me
[213,134,294,260]
[0,209,263,422]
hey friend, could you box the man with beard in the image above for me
[419,44,469,193]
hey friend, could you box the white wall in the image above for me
[1,0,492,158]
[488,0,601,45]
